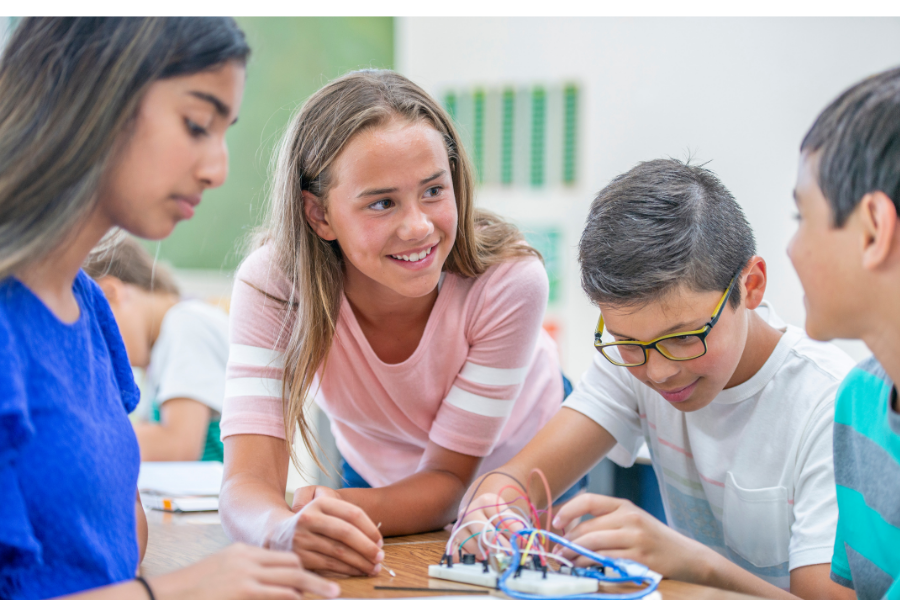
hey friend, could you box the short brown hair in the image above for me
[83,235,180,296]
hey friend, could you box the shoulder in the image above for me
[469,255,549,302]
[158,300,229,349]
[758,302,854,384]
[74,271,120,338]
[163,300,228,331]
[234,244,293,300]
[834,356,889,418]
[784,326,856,384]
[75,271,140,412]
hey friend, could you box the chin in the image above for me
[803,316,834,342]
[128,220,178,241]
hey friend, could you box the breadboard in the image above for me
[428,564,600,596]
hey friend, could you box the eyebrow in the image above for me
[607,318,707,341]
[356,170,448,198]
[188,91,238,124]
[792,189,800,205]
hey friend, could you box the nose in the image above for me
[397,202,434,241]
[644,347,680,384]
[196,137,229,190]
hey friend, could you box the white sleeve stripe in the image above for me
[444,386,514,418]
[229,344,285,369]
[225,377,283,399]
[459,361,528,386]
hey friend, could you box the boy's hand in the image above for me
[453,493,527,560]
[551,494,713,583]
[270,486,384,577]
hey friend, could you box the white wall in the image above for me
[398,17,900,378]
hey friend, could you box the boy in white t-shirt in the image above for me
[455,159,854,600]
[84,236,229,462]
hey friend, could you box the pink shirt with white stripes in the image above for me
[221,245,563,488]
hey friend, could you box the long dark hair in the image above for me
[0,17,250,281]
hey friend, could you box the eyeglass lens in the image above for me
[605,334,707,366]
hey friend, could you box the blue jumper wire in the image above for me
[496,529,661,600]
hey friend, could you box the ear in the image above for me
[858,191,898,271]
[96,276,124,307]
[740,256,768,311]
[302,191,337,241]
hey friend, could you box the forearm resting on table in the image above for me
[219,470,296,549]
[339,468,470,537]
[687,547,851,600]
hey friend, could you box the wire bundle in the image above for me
[445,470,661,600]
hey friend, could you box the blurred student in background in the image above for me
[0,17,337,600]
[84,236,229,462]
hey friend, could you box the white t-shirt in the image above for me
[147,300,230,417]
[563,303,854,590]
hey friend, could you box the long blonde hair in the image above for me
[253,70,540,472]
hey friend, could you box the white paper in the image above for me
[138,461,223,496]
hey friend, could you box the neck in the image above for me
[859,302,900,403]
[726,307,783,389]
[13,207,113,323]
[342,263,438,328]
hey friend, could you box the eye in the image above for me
[792,211,802,222]
[424,186,442,198]
[185,118,208,138]
[369,199,394,211]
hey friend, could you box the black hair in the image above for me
[579,158,756,309]
[801,66,900,226]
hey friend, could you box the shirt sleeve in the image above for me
[152,305,228,415]
[790,398,841,571]
[220,247,294,440]
[562,348,644,467]
[428,257,552,457]
[0,307,43,571]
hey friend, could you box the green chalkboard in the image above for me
[146,17,394,270]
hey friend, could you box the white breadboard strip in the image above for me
[428,564,600,596]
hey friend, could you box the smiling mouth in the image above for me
[389,244,436,263]
[654,379,700,403]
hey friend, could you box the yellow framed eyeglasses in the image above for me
[594,275,739,367]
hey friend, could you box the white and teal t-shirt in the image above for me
[563,303,854,590]
[147,300,229,462]
[831,357,900,600]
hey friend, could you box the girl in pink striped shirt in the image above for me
[218,70,567,577]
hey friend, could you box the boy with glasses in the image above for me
[454,159,854,600]
[789,67,900,600]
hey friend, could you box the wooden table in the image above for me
[142,510,762,599]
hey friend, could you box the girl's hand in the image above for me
[150,542,340,600]
[551,494,714,583]
[275,485,384,577]
[453,493,527,560]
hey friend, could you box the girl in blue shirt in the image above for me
[0,17,339,600]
